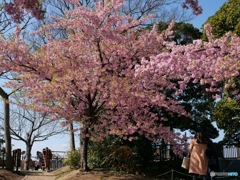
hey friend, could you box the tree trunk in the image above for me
[80,127,90,171]
[69,122,75,151]
[2,94,13,170]
[24,143,32,170]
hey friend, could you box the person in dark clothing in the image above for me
[36,151,43,170]
[206,138,219,178]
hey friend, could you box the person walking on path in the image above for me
[189,132,208,180]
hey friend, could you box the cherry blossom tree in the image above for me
[3,0,45,23]
[0,0,203,171]
[0,0,239,171]
[135,25,240,129]
[0,1,188,170]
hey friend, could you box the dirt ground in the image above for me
[0,166,149,180]
[0,170,25,180]
[52,166,147,180]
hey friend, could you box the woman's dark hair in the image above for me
[195,132,208,144]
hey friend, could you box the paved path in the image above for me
[21,170,55,180]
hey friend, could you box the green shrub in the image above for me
[101,145,138,172]
[88,136,119,169]
[88,135,153,173]
[63,150,81,169]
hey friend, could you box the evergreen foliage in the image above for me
[203,0,240,39]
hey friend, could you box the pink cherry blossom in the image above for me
[0,1,239,162]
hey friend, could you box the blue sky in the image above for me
[190,0,227,29]
[11,0,228,157]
